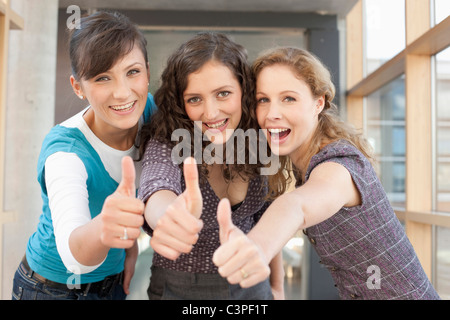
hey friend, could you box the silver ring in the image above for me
[120,227,129,240]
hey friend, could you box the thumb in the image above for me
[116,156,136,198]
[217,198,234,244]
[183,157,202,219]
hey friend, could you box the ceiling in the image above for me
[59,0,358,17]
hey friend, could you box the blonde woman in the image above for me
[213,47,440,300]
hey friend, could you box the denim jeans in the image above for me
[148,266,273,300]
[11,262,126,300]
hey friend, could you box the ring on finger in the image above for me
[240,268,249,279]
[120,227,129,240]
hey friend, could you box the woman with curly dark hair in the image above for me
[12,11,156,300]
[138,32,283,300]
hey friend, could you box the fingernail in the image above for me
[184,157,196,165]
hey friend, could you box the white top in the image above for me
[46,107,142,274]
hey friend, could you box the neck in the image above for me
[83,108,138,151]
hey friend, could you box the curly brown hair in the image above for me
[140,32,265,183]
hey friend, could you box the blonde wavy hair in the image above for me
[252,47,375,199]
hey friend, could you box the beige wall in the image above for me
[1,0,58,299]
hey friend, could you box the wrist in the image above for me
[248,233,271,265]
[125,240,139,257]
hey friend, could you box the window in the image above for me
[436,47,450,212]
[347,0,450,287]
[436,226,450,299]
[435,46,450,300]
[364,0,405,75]
[434,0,450,25]
[366,76,406,208]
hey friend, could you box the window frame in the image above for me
[346,0,450,282]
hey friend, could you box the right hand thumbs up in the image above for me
[99,156,145,249]
[182,157,203,219]
[217,198,238,244]
[149,157,203,260]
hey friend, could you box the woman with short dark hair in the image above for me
[12,11,156,300]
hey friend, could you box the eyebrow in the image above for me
[93,62,145,78]
[256,90,300,95]
[123,62,145,70]
[184,85,235,97]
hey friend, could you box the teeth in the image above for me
[111,101,135,111]
[205,119,227,129]
[268,128,289,133]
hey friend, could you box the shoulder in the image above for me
[38,125,99,175]
[143,92,158,122]
[142,138,177,164]
[40,125,90,156]
[306,140,369,180]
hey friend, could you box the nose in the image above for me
[265,102,283,121]
[203,99,220,121]
[112,76,132,101]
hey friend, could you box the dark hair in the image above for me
[68,11,148,81]
[140,32,262,182]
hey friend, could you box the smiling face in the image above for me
[256,64,324,161]
[71,45,150,149]
[183,60,243,145]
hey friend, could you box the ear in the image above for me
[315,95,325,115]
[70,75,85,100]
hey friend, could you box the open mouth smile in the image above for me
[204,119,229,131]
[110,101,136,112]
[267,128,291,143]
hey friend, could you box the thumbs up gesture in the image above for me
[150,157,204,260]
[99,156,145,248]
[212,198,270,288]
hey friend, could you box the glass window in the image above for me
[434,0,450,25]
[436,47,450,212]
[366,75,406,208]
[436,226,450,299]
[435,46,450,301]
[364,0,405,75]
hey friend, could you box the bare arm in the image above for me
[214,161,361,287]
[249,161,360,262]
[144,189,178,230]
[269,251,285,300]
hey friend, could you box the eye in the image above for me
[217,91,230,98]
[283,96,296,102]
[186,96,201,104]
[95,76,109,82]
[257,97,269,104]
[127,69,141,76]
